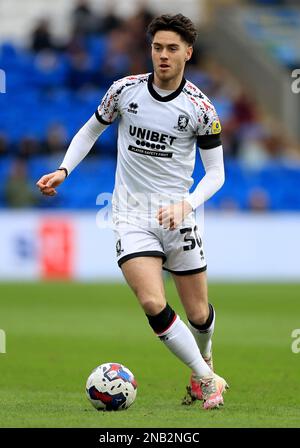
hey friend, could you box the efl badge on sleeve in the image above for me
[212,120,221,134]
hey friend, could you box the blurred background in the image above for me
[0,0,299,281]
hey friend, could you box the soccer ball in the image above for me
[85,362,137,411]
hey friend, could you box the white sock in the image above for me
[188,306,215,358]
[157,315,212,378]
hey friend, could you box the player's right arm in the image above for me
[36,80,122,196]
[36,115,108,195]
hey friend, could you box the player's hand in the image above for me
[156,200,193,230]
[36,170,66,196]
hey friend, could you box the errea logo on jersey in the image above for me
[128,102,139,114]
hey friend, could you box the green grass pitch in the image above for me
[0,281,299,428]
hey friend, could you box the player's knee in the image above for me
[139,295,165,315]
[188,303,215,329]
[187,304,210,326]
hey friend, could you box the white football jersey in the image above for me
[96,73,221,225]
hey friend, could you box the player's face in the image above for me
[151,30,193,89]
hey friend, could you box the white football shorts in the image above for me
[113,214,207,275]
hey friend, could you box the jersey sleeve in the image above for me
[95,80,123,125]
[196,100,222,150]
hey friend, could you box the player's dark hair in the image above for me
[147,14,197,46]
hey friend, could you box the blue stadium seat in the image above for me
[86,35,108,69]
[240,7,300,68]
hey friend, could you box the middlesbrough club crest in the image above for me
[175,114,189,131]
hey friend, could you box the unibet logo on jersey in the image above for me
[129,125,176,158]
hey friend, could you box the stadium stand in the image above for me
[239,6,300,70]
[0,0,299,211]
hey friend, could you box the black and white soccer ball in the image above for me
[86,362,137,411]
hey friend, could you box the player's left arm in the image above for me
[157,109,224,230]
[185,142,225,211]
